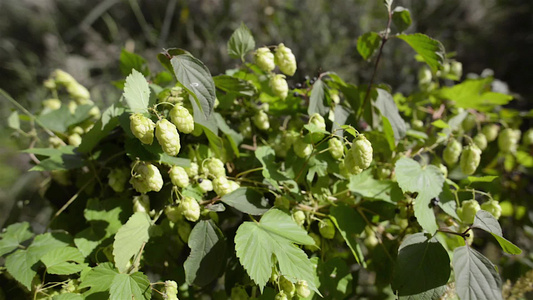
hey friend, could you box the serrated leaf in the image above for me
[348,169,398,202]
[438,78,513,111]
[52,293,83,300]
[329,204,366,266]
[171,54,216,118]
[113,212,151,273]
[221,187,271,215]
[41,247,86,275]
[397,33,445,72]
[395,158,445,233]
[227,22,255,60]
[398,286,446,300]
[392,233,450,297]
[309,79,328,116]
[123,69,151,113]
[234,209,318,293]
[78,103,125,154]
[437,183,459,220]
[255,146,290,189]
[453,246,503,300]
[357,32,381,60]
[79,262,118,296]
[37,105,94,133]
[120,49,150,77]
[0,222,33,256]
[213,75,257,97]
[472,210,522,254]
[184,220,226,286]
[431,119,449,129]
[392,7,412,32]
[374,89,406,140]
[109,272,151,300]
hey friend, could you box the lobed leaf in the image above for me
[113,212,151,273]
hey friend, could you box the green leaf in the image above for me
[25,146,84,172]
[52,293,83,300]
[392,7,412,32]
[467,176,498,183]
[392,233,450,297]
[395,158,445,233]
[348,169,399,202]
[78,103,125,154]
[431,119,449,129]
[374,89,406,140]
[397,33,445,72]
[453,246,503,300]
[119,49,150,77]
[184,220,227,286]
[398,286,446,300]
[214,113,243,157]
[317,258,353,299]
[171,54,216,118]
[123,69,151,113]
[113,212,151,273]
[329,204,366,266]
[472,210,522,254]
[125,138,191,167]
[309,79,328,116]
[255,146,290,189]
[79,262,118,297]
[41,247,86,275]
[109,272,151,300]
[7,110,20,130]
[213,75,257,97]
[0,222,33,256]
[221,187,271,215]
[357,32,381,60]
[234,209,318,293]
[227,22,255,60]
[438,79,512,111]
[437,183,459,220]
[37,104,94,133]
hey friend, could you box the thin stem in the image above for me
[46,178,94,230]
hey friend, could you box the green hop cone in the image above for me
[319,218,335,239]
[52,69,76,86]
[437,163,448,178]
[68,133,82,147]
[133,195,150,213]
[164,280,178,300]
[275,291,288,300]
[198,178,213,193]
[130,113,155,145]
[254,47,275,72]
[482,124,500,142]
[202,158,226,178]
[230,286,249,300]
[274,43,297,76]
[498,128,521,153]
[418,67,432,86]
[165,205,181,223]
[292,210,306,226]
[48,136,64,148]
[462,114,477,132]
[67,82,91,101]
[170,105,195,134]
[443,139,462,166]
[296,280,311,298]
[179,196,200,222]
[460,145,482,175]
[274,196,290,211]
[346,135,373,174]
[473,133,488,150]
[457,199,480,224]
[293,140,313,158]
[279,276,296,297]
[130,162,164,193]
[284,130,300,148]
[343,150,362,175]
[375,165,391,179]
[450,61,463,78]
[480,200,502,220]
[522,128,533,146]
[169,166,189,188]
[269,74,289,100]
[43,98,61,110]
[253,110,270,130]
[156,119,181,156]
[108,168,129,192]
[213,176,232,196]
[185,162,199,178]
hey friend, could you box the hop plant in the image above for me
[213,176,232,196]
[481,200,502,220]
[202,158,226,178]
[522,128,533,146]
[108,168,129,193]
[482,124,500,142]
[254,47,275,72]
[443,139,462,166]
[230,286,249,300]
[133,195,150,213]
[198,178,213,193]
[296,280,311,298]
[460,145,482,175]
[319,219,335,239]
[179,196,200,222]
[473,133,488,150]
[130,162,164,193]
[185,162,199,178]
[345,135,373,174]
[164,280,178,300]
[156,119,181,156]
[498,128,521,153]
[308,113,326,133]
[274,43,297,76]
[253,110,270,130]
[275,291,288,300]
[457,200,481,224]
[292,210,306,226]
[170,105,195,134]
[279,276,296,297]
[293,140,313,158]
[328,137,344,160]
[269,74,289,100]
[68,133,82,147]
[130,113,155,144]
[165,205,181,223]
[169,166,190,188]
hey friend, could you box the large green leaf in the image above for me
[41,247,87,275]
[221,187,271,215]
[396,33,445,72]
[357,32,381,60]
[329,204,365,266]
[438,79,512,111]
[227,22,255,60]
[317,258,353,298]
[37,104,94,133]
[374,89,406,140]
[171,54,216,118]
[78,103,125,154]
[79,262,118,297]
[255,146,290,189]
[184,220,227,286]
[123,69,151,113]
[0,222,33,256]
[109,272,151,300]
[308,79,328,116]
[392,7,412,33]
[348,169,399,202]
[119,49,150,77]
[392,233,450,297]
[214,113,243,157]
[471,210,522,255]
[234,209,318,293]
[453,246,503,300]
[113,212,151,273]
[395,158,445,233]
[213,74,257,97]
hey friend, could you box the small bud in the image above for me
[292,210,306,226]
[68,133,82,147]
[130,113,155,145]
[274,43,297,76]
[43,98,61,110]
[155,119,181,156]
[255,47,275,72]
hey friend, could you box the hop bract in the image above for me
[179,196,200,222]
[155,119,181,156]
[460,145,482,175]
[443,139,462,166]
[269,74,289,100]
[255,47,275,72]
[498,128,521,153]
[274,43,297,76]
[130,113,155,145]
[130,162,164,193]
[170,105,195,134]
[169,166,189,188]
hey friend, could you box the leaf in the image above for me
[392,7,412,32]
[472,210,522,254]
[213,75,257,97]
[0,222,33,256]
[78,103,125,154]
[255,146,290,189]
[234,209,318,293]
[398,286,446,300]
[7,110,20,130]
[119,49,150,76]
[467,176,498,183]
[317,258,353,299]
[171,54,216,118]
[309,79,328,116]
[221,187,271,215]
[79,262,118,296]
[184,220,227,286]
[431,120,449,129]
[109,272,151,300]
[438,78,512,111]
[123,69,151,113]
[348,170,398,202]
[397,33,445,72]
[357,32,381,60]
[52,293,83,300]
[374,89,406,140]
[395,158,445,233]
[453,246,503,300]
[329,204,366,266]
[113,212,151,273]
[392,233,450,297]
[125,138,191,168]
[214,113,243,157]
[227,22,255,60]
[37,105,94,133]
[437,183,459,220]
[41,247,87,275]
